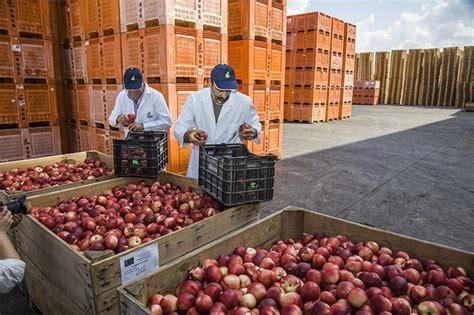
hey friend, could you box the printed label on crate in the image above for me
[11,44,21,52]
[119,243,160,285]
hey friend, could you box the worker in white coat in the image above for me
[109,67,172,135]
[0,209,25,294]
[174,64,262,179]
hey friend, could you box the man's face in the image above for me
[127,83,145,101]
[211,82,231,105]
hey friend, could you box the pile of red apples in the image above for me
[147,234,473,315]
[0,158,113,192]
[31,181,224,253]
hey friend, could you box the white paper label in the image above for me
[120,243,160,285]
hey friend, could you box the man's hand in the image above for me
[128,122,144,131]
[185,129,207,146]
[239,127,257,141]
[117,114,131,127]
[0,210,13,234]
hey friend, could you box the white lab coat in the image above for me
[0,258,25,293]
[174,87,262,179]
[109,83,172,136]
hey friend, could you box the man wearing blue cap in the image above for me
[174,64,262,179]
[109,67,172,135]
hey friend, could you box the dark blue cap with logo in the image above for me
[211,64,238,91]
[124,67,143,90]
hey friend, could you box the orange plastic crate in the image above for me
[228,0,269,41]
[293,69,304,86]
[65,85,77,122]
[16,38,54,82]
[201,30,227,80]
[249,120,266,156]
[152,83,202,123]
[268,84,284,120]
[325,102,340,121]
[0,84,20,127]
[0,35,14,80]
[23,126,61,158]
[72,41,88,82]
[16,0,52,39]
[327,85,341,103]
[285,67,293,86]
[329,68,342,86]
[270,43,284,82]
[18,84,59,128]
[75,84,92,125]
[284,85,292,104]
[330,50,343,70]
[239,85,267,120]
[294,51,304,68]
[304,48,330,69]
[92,128,112,155]
[69,0,87,40]
[283,103,290,121]
[78,124,92,151]
[302,85,327,105]
[0,1,10,34]
[266,120,282,156]
[104,84,122,127]
[86,0,120,37]
[228,40,269,85]
[344,23,356,54]
[270,5,284,44]
[86,37,102,80]
[306,12,332,33]
[90,84,106,127]
[303,67,329,86]
[102,34,123,82]
[343,53,356,73]
[339,100,352,118]
[0,129,27,162]
[343,70,354,87]
[167,137,192,175]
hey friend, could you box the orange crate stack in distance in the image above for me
[340,22,356,119]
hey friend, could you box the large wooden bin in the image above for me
[15,172,260,315]
[118,207,474,315]
[0,150,114,203]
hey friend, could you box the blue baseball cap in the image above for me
[124,67,143,90]
[211,64,238,91]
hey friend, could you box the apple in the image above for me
[311,301,331,315]
[176,293,195,311]
[239,293,257,309]
[127,236,141,248]
[348,288,368,308]
[281,275,303,293]
[205,265,223,283]
[417,301,442,315]
[301,281,321,302]
[280,292,302,308]
[336,281,355,299]
[160,294,177,313]
[194,294,213,312]
[248,282,267,302]
[219,289,239,309]
[371,295,392,313]
[391,297,412,315]
[281,304,303,315]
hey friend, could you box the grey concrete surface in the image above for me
[1,105,473,315]
[262,105,474,252]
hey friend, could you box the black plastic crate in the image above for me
[113,131,168,178]
[198,144,276,206]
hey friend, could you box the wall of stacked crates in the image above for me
[58,0,229,175]
[227,0,286,159]
[355,46,473,107]
[284,12,356,123]
[0,0,63,162]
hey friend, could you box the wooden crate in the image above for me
[16,172,260,315]
[118,207,474,314]
[0,151,113,203]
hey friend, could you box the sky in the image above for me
[287,0,474,52]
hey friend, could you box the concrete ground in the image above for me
[1,105,473,314]
[263,105,474,252]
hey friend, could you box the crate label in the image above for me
[119,243,160,285]
[11,44,21,52]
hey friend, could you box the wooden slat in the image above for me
[20,249,86,315]
[16,216,95,313]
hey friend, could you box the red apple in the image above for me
[280,292,302,308]
[281,304,303,315]
[239,293,257,309]
[176,293,195,311]
[311,301,331,315]
[348,288,368,308]
[222,274,241,290]
[219,289,239,309]
[371,295,392,313]
[195,294,213,312]
[336,281,355,299]
[301,281,321,302]
[127,236,141,248]
[410,285,429,303]
[391,297,412,315]
[281,274,303,293]
[205,265,222,283]
[417,301,442,315]
[160,294,177,313]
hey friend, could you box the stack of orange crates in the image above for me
[60,0,228,175]
[284,12,355,123]
[60,0,124,155]
[353,80,380,105]
[340,23,356,119]
[0,0,62,162]
[227,0,286,158]
[285,12,331,123]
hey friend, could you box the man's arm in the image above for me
[142,93,173,131]
[0,210,25,294]
[109,93,126,128]
[242,99,262,143]
[174,93,198,147]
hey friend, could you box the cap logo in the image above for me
[131,75,136,81]
[225,71,231,79]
